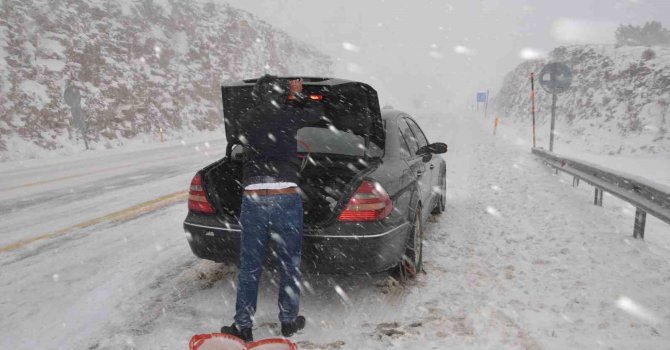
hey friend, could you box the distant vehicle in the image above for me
[183,77,447,280]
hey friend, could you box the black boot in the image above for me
[281,315,306,337]
[220,323,253,342]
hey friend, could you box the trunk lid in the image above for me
[220,77,385,155]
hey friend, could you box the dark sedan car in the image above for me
[184,77,447,280]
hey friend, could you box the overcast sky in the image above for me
[223,0,670,113]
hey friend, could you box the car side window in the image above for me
[397,126,411,159]
[405,117,429,149]
[398,118,419,157]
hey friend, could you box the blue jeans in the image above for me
[234,192,303,329]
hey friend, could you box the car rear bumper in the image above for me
[183,215,410,274]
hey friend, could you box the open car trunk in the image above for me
[203,157,376,226]
[221,77,385,154]
[206,77,384,226]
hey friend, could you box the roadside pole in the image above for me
[549,93,556,152]
[530,72,536,148]
[483,90,489,119]
[476,91,487,114]
[82,123,89,150]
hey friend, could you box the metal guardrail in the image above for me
[532,148,670,239]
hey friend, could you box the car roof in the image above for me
[222,76,359,87]
[381,109,405,120]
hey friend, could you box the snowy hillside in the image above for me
[493,45,670,155]
[0,0,332,160]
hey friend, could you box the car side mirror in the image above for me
[416,146,433,162]
[427,142,448,154]
[421,152,432,162]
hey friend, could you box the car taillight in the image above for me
[339,180,393,221]
[188,173,215,214]
[288,94,323,101]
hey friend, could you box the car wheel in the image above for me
[431,166,446,214]
[391,206,423,281]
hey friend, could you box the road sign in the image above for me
[64,85,83,130]
[538,62,572,152]
[63,85,88,149]
[64,85,81,107]
[539,62,572,94]
[476,92,487,103]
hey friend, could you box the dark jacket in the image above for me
[239,101,321,187]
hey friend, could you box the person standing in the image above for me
[221,75,321,342]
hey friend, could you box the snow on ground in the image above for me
[0,136,227,248]
[492,116,670,189]
[0,128,227,164]
[1,113,669,349]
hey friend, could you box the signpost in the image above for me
[476,91,489,118]
[538,62,572,152]
[530,72,537,148]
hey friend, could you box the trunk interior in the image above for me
[204,157,371,226]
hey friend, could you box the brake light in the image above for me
[287,94,323,101]
[339,180,393,221]
[188,173,215,214]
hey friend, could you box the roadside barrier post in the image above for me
[634,209,646,239]
[594,188,603,206]
[160,128,164,143]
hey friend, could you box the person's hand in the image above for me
[289,78,303,97]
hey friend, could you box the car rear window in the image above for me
[297,127,382,157]
[223,82,384,151]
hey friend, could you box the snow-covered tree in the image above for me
[615,21,670,47]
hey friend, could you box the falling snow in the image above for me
[1,1,669,349]
[342,41,360,52]
[453,45,475,55]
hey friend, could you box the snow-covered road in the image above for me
[1,114,669,349]
[0,138,226,248]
